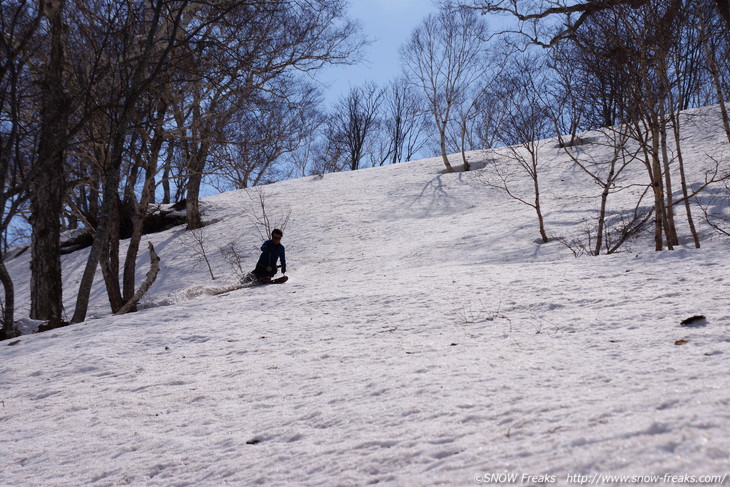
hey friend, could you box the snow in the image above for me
[1,106,729,486]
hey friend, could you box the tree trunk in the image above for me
[637,117,667,252]
[439,119,454,173]
[702,24,730,145]
[533,176,549,243]
[116,242,160,315]
[659,108,679,247]
[123,139,162,308]
[30,0,67,321]
[650,147,667,251]
[162,141,174,204]
[0,257,16,339]
[99,199,124,313]
[185,139,211,230]
[123,184,153,309]
[460,120,471,172]
[670,110,701,248]
[594,174,614,256]
[186,162,205,230]
[71,142,124,323]
[181,92,210,230]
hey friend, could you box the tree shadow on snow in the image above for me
[408,174,458,217]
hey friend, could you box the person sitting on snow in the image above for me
[251,229,287,284]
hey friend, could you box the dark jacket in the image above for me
[254,240,286,277]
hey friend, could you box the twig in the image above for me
[245,188,291,241]
[189,227,216,280]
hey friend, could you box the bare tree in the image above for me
[452,0,728,254]
[373,77,431,166]
[310,121,348,175]
[70,0,193,323]
[119,96,171,312]
[245,188,291,243]
[547,41,653,254]
[553,1,726,250]
[188,227,216,280]
[283,124,326,179]
[562,127,646,254]
[697,0,730,145]
[485,56,553,243]
[401,7,489,172]
[450,54,507,170]
[327,82,385,171]
[209,80,323,190]
[177,0,366,230]
[449,86,483,171]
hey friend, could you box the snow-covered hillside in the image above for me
[1,106,729,486]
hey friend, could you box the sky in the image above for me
[315,0,441,105]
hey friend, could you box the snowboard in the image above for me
[241,273,288,286]
[215,275,288,297]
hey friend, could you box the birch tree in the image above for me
[401,7,489,172]
[475,56,553,243]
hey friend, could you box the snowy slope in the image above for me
[1,106,729,486]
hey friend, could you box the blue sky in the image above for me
[316,0,441,105]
